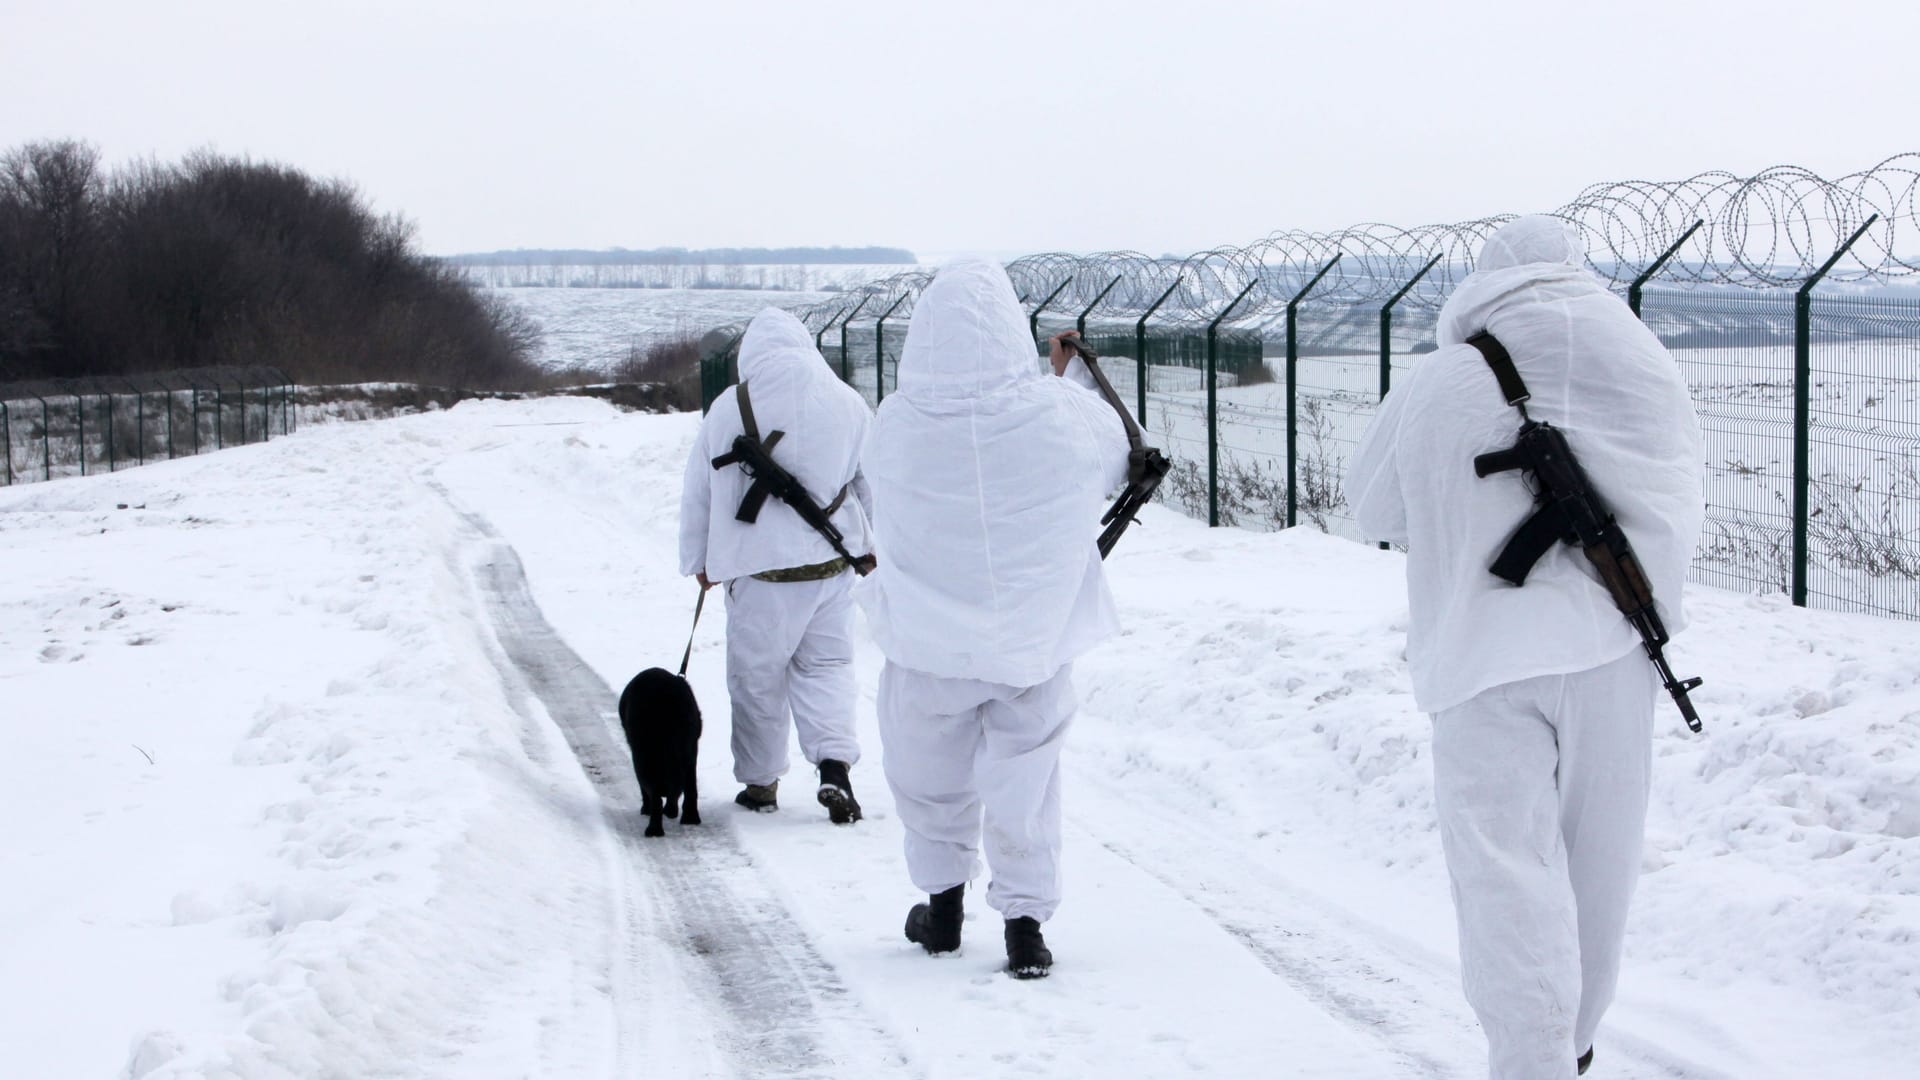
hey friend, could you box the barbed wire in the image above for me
[0,365,295,405]
[783,155,1919,336]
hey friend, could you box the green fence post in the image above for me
[814,305,848,385]
[1377,253,1441,548]
[1135,277,1183,428]
[1792,213,1878,607]
[1206,279,1262,528]
[1378,254,1441,399]
[1028,277,1074,346]
[35,394,51,480]
[813,306,841,352]
[874,293,909,404]
[239,374,249,445]
[1,400,11,485]
[707,332,744,414]
[72,390,85,476]
[1628,219,1704,319]
[814,304,847,362]
[127,379,144,465]
[1076,275,1123,339]
[192,383,202,454]
[106,387,116,472]
[837,296,870,384]
[1286,256,1342,528]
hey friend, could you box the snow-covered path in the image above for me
[3,398,1915,1078]
[432,412,1411,1078]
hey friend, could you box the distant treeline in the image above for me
[445,245,917,267]
[0,140,543,388]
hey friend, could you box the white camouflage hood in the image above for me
[856,259,1131,686]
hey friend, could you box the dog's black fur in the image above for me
[617,667,703,838]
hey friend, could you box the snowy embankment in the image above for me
[1,398,1914,1079]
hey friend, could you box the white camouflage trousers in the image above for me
[723,571,861,786]
[1432,647,1658,1080]
[877,661,1075,923]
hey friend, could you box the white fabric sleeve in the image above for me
[1060,354,1099,391]
[850,467,874,525]
[1060,381,1132,494]
[678,425,713,577]
[1348,384,1410,545]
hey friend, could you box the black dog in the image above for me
[617,667,703,838]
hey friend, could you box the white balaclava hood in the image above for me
[856,258,1126,687]
[1437,215,1594,348]
[895,257,1039,399]
[1355,212,1706,713]
[1477,214,1583,272]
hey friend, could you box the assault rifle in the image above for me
[1058,334,1171,558]
[1469,332,1703,731]
[710,382,876,576]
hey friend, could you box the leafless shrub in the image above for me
[1295,396,1348,531]
[611,335,702,412]
[1809,460,1920,579]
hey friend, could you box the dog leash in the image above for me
[678,587,707,677]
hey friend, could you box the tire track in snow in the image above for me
[1069,766,1730,1080]
[440,484,915,1079]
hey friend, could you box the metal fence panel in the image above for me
[0,367,295,487]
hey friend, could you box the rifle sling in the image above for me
[711,379,856,537]
[736,378,761,442]
[1469,330,1555,582]
[1466,331,1531,408]
[1079,355,1146,455]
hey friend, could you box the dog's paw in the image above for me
[681,807,702,826]
[644,817,666,838]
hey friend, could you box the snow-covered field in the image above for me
[494,286,840,373]
[3,398,1917,1078]
[491,265,904,373]
[1080,344,1920,620]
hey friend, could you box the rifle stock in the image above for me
[1480,418,1704,731]
[1066,335,1169,560]
[716,434,874,575]
[1097,447,1171,558]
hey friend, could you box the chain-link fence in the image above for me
[696,157,1920,619]
[0,366,296,487]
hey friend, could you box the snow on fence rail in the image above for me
[0,366,296,487]
[697,156,1920,620]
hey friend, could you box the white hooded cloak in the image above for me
[1348,216,1706,714]
[679,308,874,582]
[855,259,1131,687]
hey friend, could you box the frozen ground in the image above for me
[2,398,1916,1078]
[491,264,905,373]
[493,286,842,372]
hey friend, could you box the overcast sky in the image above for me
[5,0,1913,258]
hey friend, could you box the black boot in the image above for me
[816,759,862,825]
[1577,1046,1594,1076]
[903,884,964,954]
[1004,916,1052,979]
[734,780,778,812]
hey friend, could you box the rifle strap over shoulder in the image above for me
[822,482,851,517]
[1466,331,1531,411]
[1079,355,1146,455]
[732,378,849,518]
[735,379,760,441]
